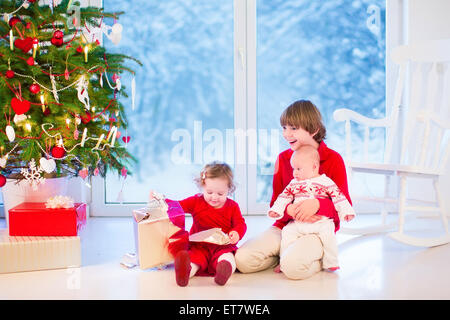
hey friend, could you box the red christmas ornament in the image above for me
[29,83,40,94]
[8,17,22,28]
[81,112,91,124]
[51,30,64,47]
[51,37,64,47]
[32,38,39,45]
[26,57,35,66]
[5,70,15,79]
[28,0,37,2]
[53,30,64,39]
[0,174,6,188]
[14,37,34,53]
[122,136,131,143]
[11,97,31,115]
[51,146,66,159]
[76,46,84,53]
[43,107,51,116]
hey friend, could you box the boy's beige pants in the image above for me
[235,225,324,280]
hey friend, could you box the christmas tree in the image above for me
[0,0,141,187]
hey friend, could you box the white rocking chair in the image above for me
[333,38,450,247]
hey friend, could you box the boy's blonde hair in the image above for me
[195,161,236,193]
[280,100,326,143]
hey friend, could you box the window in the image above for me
[4,0,397,218]
[94,0,396,216]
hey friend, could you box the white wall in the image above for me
[407,0,450,42]
[406,0,450,214]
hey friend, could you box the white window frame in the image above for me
[88,0,404,217]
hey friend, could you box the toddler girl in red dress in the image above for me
[150,162,246,286]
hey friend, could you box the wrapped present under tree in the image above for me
[8,200,86,236]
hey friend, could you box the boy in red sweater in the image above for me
[151,162,246,286]
[236,100,351,280]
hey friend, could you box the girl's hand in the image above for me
[294,199,321,223]
[345,214,355,222]
[268,211,280,218]
[228,231,240,244]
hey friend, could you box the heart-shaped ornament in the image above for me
[5,125,15,142]
[122,136,130,143]
[14,37,34,53]
[11,97,31,115]
[79,168,89,179]
[39,157,56,173]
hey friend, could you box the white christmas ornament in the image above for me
[5,125,15,142]
[76,75,90,110]
[103,23,123,45]
[39,157,56,173]
[50,70,59,103]
[20,159,45,190]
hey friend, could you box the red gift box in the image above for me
[8,202,87,236]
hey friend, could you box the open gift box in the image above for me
[132,199,188,270]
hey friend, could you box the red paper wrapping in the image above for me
[8,202,87,236]
[165,199,189,256]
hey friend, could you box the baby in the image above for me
[268,145,355,271]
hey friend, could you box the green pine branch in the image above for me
[0,0,142,181]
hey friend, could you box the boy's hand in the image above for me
[344,214,355,222]
[289,199,321,223]
[228,231,240,244]
[286,202,300,218]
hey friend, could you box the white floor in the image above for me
[1,214,450,300]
